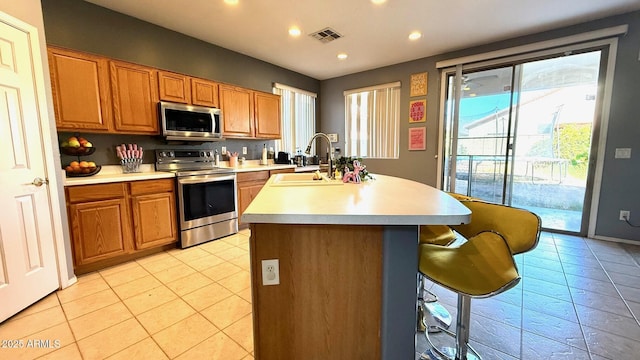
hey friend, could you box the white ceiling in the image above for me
[84,0,640,80]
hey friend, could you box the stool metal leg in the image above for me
[420,294,482,360]
[418,273,452,332]
[455,295,472,360]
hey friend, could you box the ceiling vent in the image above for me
[309,27,343,43]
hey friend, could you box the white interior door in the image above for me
[0,14,60,322]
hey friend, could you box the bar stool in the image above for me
[420,196,541,360]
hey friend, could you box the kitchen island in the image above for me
[241,174,471,360]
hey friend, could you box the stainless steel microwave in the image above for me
[159,101,223,141]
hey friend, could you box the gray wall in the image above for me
[321,11,640,241]
[42,0,320,165]
[41,0,640,241]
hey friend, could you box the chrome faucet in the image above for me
[305,132,334,179]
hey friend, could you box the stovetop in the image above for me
[155,149,232,176]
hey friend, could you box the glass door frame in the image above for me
[436,37,620,237]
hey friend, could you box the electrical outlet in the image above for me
[242,147,248,155]
[620,210,630,221]
[327,133,338,142]
[615,148,631,159]
[261,259,279,286]
[221,146,227,155]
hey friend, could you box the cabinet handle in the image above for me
[29,177,49,187]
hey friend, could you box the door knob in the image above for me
[30,177,49,187]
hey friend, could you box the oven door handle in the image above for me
[178,174,236,184]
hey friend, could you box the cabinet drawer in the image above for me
[237,170,269,183]
[67,183,126,203]
[129,178,175,196]
[269,167,295,175]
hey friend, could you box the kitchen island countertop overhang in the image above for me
[241,173,471,225]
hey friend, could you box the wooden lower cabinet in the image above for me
[237,168,295,227]
[66,179,177,273]
[130,180,177,250]
[69,197,132,265]
[237,171,269,227]
[268,167,295,175]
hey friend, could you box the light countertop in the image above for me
[62,161,302,186]
[241,174,471,226]
[63,165,176,186]
[224,161,297,173]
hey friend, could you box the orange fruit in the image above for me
[79,161,89,168]
[70,161,79,167]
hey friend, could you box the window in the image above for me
[273,83,316,155]
[344,82,400,159]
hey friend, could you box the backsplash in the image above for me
[57,132,276,167]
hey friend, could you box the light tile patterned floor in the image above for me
[2,230,640,359]
[0,229,254,360]
[417,232,640,360]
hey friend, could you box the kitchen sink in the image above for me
[270,173,343,186]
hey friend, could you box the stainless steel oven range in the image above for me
[156,149,238,248]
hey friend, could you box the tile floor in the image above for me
[417,232,640,360]
[1,230,639,359]
[0,229,255,360]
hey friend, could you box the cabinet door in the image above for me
[220,84,254,137]
[238,183,265,225]
[131,192,177,250]
[69,198,132,266]
[48,47,112,131]
[110,60,159,134]
[158,71,191,104]
[254,92,281,139]
[191,78,219,108]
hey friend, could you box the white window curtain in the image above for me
[344,82,400,159]
[273,83,316,155]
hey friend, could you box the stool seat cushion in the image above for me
[450,198,540,255]
[419,231,520,297]
[420,225,457,246]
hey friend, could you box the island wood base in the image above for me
[249,223,420,360]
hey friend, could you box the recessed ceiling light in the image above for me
[337,53,348,60]
[289,26,301,37]
[224,0,239,5]
[371,0,386,4]
[409,31,422,41]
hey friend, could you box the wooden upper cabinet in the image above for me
[219,84,254,138]
[110,60,159,134]
[48,47,112,132]
[191,78,219,108]
[158,71,191,104]
[254,91,281,139]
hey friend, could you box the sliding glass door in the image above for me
[442,50,604,234]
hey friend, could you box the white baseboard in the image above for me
[591,235,640,245]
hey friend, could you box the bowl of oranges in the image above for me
[65,161,100,177]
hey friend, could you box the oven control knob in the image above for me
[206,151,211,157]
[200,151,205,157]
